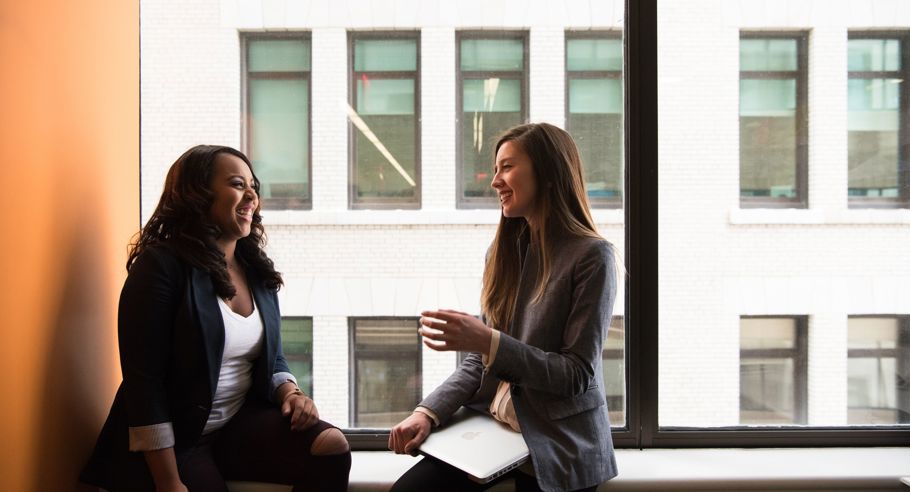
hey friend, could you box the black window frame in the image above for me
[347,317,422,436]
[846,31,910,208]
[241,32,313,210]
[738,31,809,209]
[847,315,910,424]
[347,31,422,210]
[738,316,809,426]
[455,30,529,209]
[565,30,624,209]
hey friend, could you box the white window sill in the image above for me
[260,209,625,226]
[225,447,910,492]
[729,208,910,225]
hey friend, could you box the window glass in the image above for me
[281,318,313,396]
[567,35,623,206]
[351,318,422,428]
[603,317,625,426]
[847,317,910,424]
[739,318,807,425]
[458,35,526,205]
[351,36,419,207]
[847,37,904,202]
[246,37,311,208]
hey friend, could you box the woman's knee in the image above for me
[310,427,350,456]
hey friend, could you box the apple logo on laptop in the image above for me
[461,431,481,440]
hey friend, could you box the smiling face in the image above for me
[208,152,259,245]
[492,140,538,221]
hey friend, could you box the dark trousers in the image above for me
[389,456,598,492]
[177,400,350,492]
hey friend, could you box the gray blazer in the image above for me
[420,230,618,492]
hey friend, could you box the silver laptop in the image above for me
[418,407,530,483]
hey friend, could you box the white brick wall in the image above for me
[142,0,909,429]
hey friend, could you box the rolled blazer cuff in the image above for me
[271,372,298,399]
[128,422,175,451]
[481,329,501,371]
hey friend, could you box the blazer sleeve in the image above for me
[118,247,184,451]
[416,352,485,424]
[487,241,617,397]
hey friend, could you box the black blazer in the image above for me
[81,244,291,490]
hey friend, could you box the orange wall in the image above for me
[0,1,139,490]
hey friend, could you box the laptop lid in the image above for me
[418,407,530,483]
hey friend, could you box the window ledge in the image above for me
[260,209,624,226]
[729,208,910,225]
[224,447,910,492]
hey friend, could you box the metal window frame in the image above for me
[347,317,423,448]
[565,30,624,209]
[455,30,530,209]
[347,31,422,210]
[846,31,910,209]
[738,31,809,209]
[240,32,313,210]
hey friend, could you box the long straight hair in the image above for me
[481,123,602,333]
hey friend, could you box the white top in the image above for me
[203,295,264,434]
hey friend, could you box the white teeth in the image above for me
[499,192,512,202]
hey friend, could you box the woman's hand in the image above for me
[419,309,493,354]
[389,412,432,455]
[282,392,320,431]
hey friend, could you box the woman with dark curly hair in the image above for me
[81,145,350,492]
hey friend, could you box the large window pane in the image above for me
[281,318,313,396]
[567,34,623,206]
[245,36,311,209]
[350,36,419,208]
[351,318,421,428]
[603,317,625,427]
[848,317,910,424]
[458,34,527,206]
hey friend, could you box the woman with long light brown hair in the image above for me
[389,123,619,492]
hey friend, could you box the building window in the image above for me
[349,33,420,209]
[281,317,313,396]
[739,34,808,208]
[243,35,311,210]
[739,317,808,425]
[847,34,910,207]
[350,318,422,428]
[602,316,625,427]
[566,32,624,208]
[457,32,528,208]
[848,316,910,424]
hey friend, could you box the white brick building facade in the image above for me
[141,0,908,428]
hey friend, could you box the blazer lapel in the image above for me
[189,267,225,396]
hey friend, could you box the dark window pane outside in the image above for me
[352,319,421,428]
[848,39,900,71]
[603,316,625,427]
[740,79,798,199]
[460,39,524,71]
[740,317,807,425]
[461,78,523,199]
[250,78,310,204]
[848,36,903,202]
[281,318,313,396]
[740,39,798,71]
[354,39,417,71]
[246,37,311,209]
[249,39,311,72]
[847,317,910,425]
[566,35,624,205]
[351,37,419,206]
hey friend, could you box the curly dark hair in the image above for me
[127,145,283,297]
